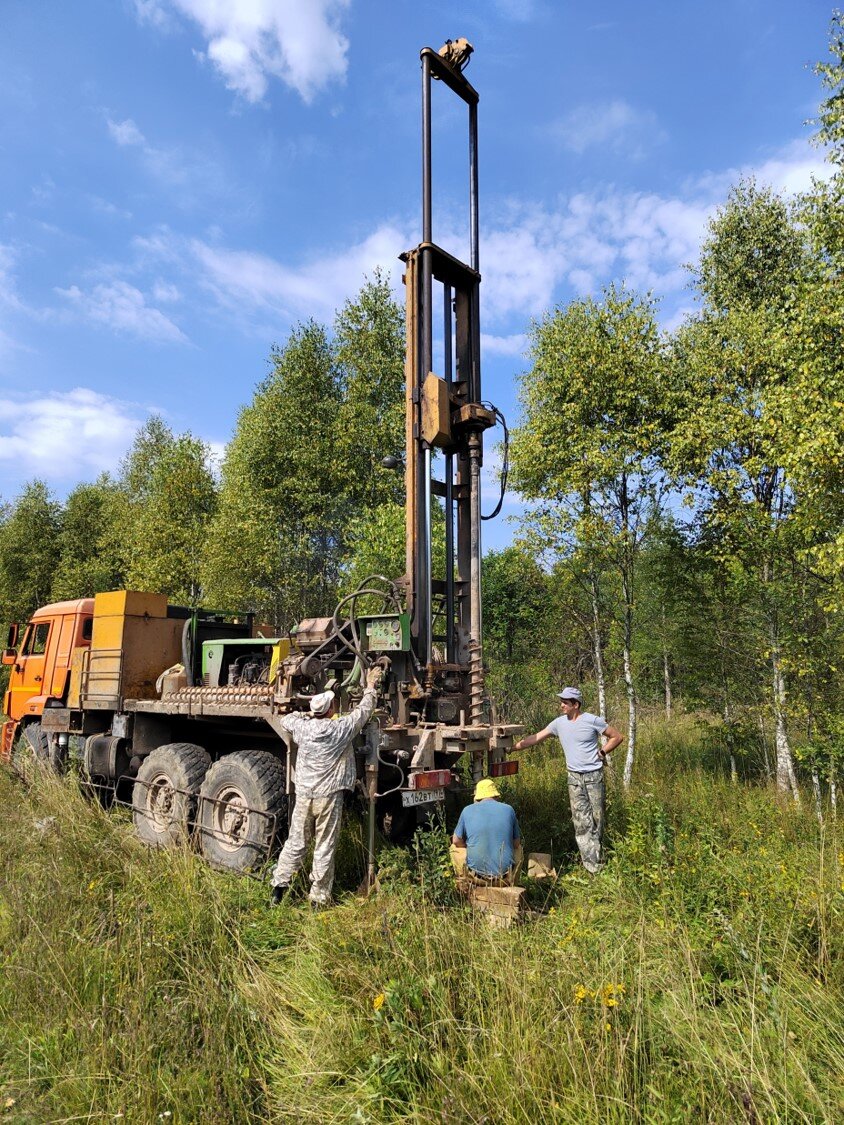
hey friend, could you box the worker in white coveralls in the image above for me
[271,665,383,907]
[512,687,623,874]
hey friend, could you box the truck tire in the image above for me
[13,721,65,776]
[197,750,287,873]
[132,743,211,848]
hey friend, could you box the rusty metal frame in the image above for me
[404,48,489,722]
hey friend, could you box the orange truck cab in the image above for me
[1,598,94,759]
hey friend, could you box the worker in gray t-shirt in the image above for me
[512,687,623,873]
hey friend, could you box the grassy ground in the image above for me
[1,715,843,1123]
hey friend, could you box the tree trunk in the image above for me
[762,556,799,803]
[618,474,637,790]
[661,606,672,720]
[589,566,607,718]
[723,697,737,784]
[771,643,799,803]
[811,769,823,825]
[757,713,772,781]
[621,571,636,789]
[830,776,838,819]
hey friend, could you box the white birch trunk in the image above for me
[724,698,737,784]
[661,606,672,720]
[771,645,800,804]
[589,567,607,718]
[811,769,823,825]
[757,712,772,781]
[830,777,837,819]
[621,572,636,789]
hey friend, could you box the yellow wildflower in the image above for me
[574,985,590,1004]
[373,993,385,1011]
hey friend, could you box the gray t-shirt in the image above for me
[547,712,608,773]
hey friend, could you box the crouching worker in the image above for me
[271,665,383,908]
[450,778,523,890]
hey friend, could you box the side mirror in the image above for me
[1,649,17,666]
[6,623,19,649]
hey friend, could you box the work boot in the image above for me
[270,884,290,907]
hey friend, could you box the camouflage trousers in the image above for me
[567,768,605,874]
[271,791,345,905]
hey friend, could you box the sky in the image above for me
[0,0,836,551]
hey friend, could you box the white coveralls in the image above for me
[271,687,378,904]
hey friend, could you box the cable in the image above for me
[376,746,405,797]
[480,403,509,521]
[300,575,404,678]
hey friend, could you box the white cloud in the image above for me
[551,99,667,157]
[105,116,232,204]
[492,0,536,20]
[0,389,144,481]
[478,137,830,324]
[107,117,146,147]
[0,244,19,306]
[0,243,26,359]
[134,0,350,103]
[481,332,528,358]
[88,195,133,219]
[115,137,830,343]
[189,222,408,320]
[56,280,187,343]
[152,281,181,303]
[695,138,834,199]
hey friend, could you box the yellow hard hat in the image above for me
[474,778,501,801]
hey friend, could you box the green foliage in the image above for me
[0,481,62,625]
[334,271,406,512]
[122,432,217,604]
[513,284,670,504]
[203,279,406,626]
[50,476,125,600]
[202,320,344,625]
[483,546,550,662]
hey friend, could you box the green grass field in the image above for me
[1,716,843,1123]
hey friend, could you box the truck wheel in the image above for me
[197,751,287,873]
[132,743,211,848]
[14,721,64,776]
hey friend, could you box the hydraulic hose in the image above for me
[480,402,509,521]
[181,617,195,687]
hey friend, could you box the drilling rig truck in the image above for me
[0,41,521,875]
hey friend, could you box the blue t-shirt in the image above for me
[454,799,520,877]
[547,712,608,772]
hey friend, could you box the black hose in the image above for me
[300,575,403,678]
[481,403,509,521]
[181,618,194,687]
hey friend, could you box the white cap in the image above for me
[309,690,335,715]
[557,686,582,702]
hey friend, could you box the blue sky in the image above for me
[0,0,835,550]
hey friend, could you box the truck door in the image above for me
[6,620,52,720]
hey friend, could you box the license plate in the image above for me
[401,787,445,808]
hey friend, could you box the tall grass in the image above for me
[1,717,843,1122]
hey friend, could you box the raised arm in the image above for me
[512,726,555,753]
[331,666,383,742]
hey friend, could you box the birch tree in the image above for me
[671,181,808,800]
[511,285,670,786]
